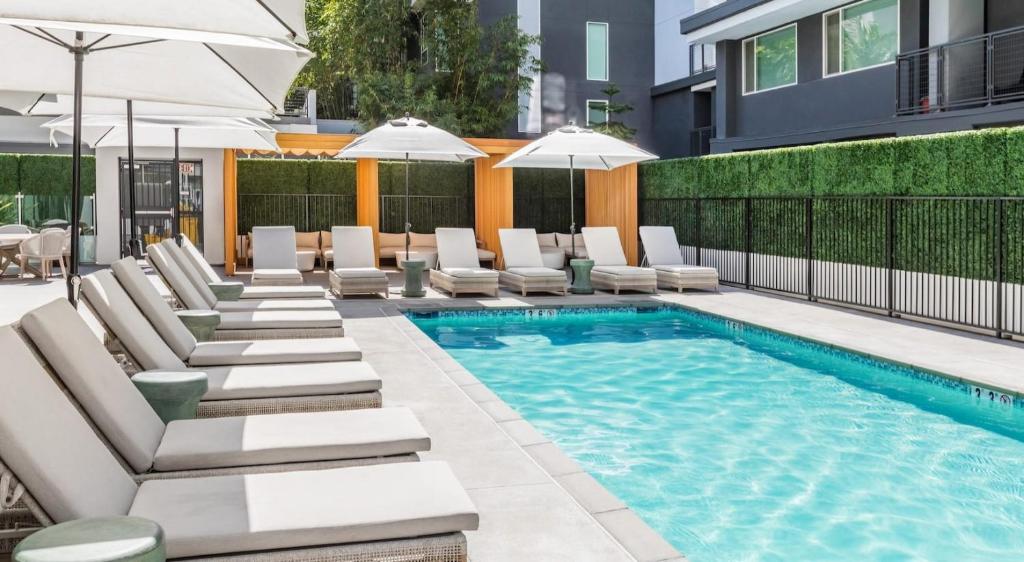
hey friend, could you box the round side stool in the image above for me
[14,516,166,562]
[131,370,209,422]
[175,310,220,342]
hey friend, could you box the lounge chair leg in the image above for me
[522,288,527,297]
[614,288,620,295]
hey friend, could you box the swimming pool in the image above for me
[411,307,1024,562]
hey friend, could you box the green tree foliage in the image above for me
[591,83,636,140]
[296,0,541,137]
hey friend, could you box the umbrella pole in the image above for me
[172,127,181,245]
[67,31,85,306]
[404,152,410,258]
[569,155,576,258]
[126,99,140,258]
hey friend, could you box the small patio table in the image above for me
[0,233,42,279]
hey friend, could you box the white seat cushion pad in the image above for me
[593,265,657,279]
[442,267,498,279]
[189,337,361,366]
[192,361,381,401]
[153,408,430,471]
[253,269,303,281]
[240,285,326,299]
[505,267,566,279]
[129,462,479,559]
[214,299,335,312]
[218,310,343,331]
[333,267,387,279]
[654,265,719,276]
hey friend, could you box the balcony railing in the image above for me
[897,26,1024,115]
[691,126,715,156]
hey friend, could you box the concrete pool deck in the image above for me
[3,266,1024,561]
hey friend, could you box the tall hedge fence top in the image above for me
[640,127,1024,198]
[0,153,97,196]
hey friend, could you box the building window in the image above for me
[824,0,899,76]
[587,100,609,126]
[690,43,717,74]
[587,22,609,81]
[742,24,798,94]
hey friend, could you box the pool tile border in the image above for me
[385,306,686,562]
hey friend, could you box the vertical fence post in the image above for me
[15,191,23,225]
[805,197,814,301]
[886,197,895,317]
[744,198,752,290]
[695,198,703,266]
[304,194,310,232]
[995,198,1005,338]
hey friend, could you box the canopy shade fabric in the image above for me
[11,93,277,119]
[495,125,658,170]
[335,116,487,162]
[42,115,280,150]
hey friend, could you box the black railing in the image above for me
[897,25,1024,115]
[640,196,1024,338]
[238,193,357,234]
[378,194,473,234]
[691,126,715,156]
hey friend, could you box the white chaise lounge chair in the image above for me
[252,226,304,285]
[0,326,479,561]
[17,304,429,477]
[581,227,658,294]
[639,226,720,292]
[82,270,360,368]
[32,297,381,417]
[329,226,389,299]
[141,251,344,340]
[430,228,500,297]
[178,234,326,299]
[497,228,567,296]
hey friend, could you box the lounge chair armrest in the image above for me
[208,281,244,301]
[131,370,209,423]
[175,309,221,342]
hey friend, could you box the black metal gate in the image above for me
[119,159,203,253]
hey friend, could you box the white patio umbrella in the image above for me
[336,115,487,257]
[42,115,280,151]
[17,93,278,119]
[0,1,311,303]
[495,123,658,258]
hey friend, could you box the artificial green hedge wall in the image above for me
[639,128,1024,198]
[513,168,586,233]
[378,161,473,196]
[237,159,357,195]
[0,154,96,196]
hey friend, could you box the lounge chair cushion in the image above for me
[21,299,166,474]
[654,264,718,276]
[581,227,628,266]
[113,257,198,360]
[129,462,479,559]
[218,310,343,331]
[332,226,377,269]
[442,267,499,279]
[253,227,300,270]
[333,267,388,279]
[505,267,566,279]
[161,239,220,308]
[190,361,382,401]
[408,232,436,247]
[593,265,657,279]
[147,243,212,310]
[638,226,686,266]
[252,268,303,282]
[239,285,326,299]
[213,298,336,312]
[179,235,222,284]
[188,337,361,366]
[0,327,138,522]
[153,408,430,472]
[435,228,484,269]
[82,271,189,370]
[536,232,557,248]
[477,248,497,260]
[295,232,321,253]
[377,232,405,249]
[498,228,544,269]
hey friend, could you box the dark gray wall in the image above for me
[988,2,1024,32]
[651,89,695,159]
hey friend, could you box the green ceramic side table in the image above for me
[131,370,209,422]
[401,259,426,298]
[175,310,220,342]
[14,516,166,562]
[207,281,244,301]
[569,259,595,295]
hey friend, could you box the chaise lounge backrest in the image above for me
[638,226,684,266]
[179,235,222,284]
[147,243,213,310]
[331,226,376,269]
[80,270,189,371]
[498,229,544,269]
[112,257,199,361]
[253,226,299,270]
[161,239,221,307]
[581,227,627,266]
[435,228,482,270]
[0,326,138,522]
[20,299,166,474]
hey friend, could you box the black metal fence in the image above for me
[238,193,357,234]
[378,194,474,234]
[897,25,1024,115]
[641,196,1024,338]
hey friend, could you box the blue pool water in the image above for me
[411,307,1024,562]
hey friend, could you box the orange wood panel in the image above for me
[585,164,639,266]
[223,149,238,276]
[275,132,358,151]
[474,154,514,268]
[355,158,380,266]
[465,137,531,155]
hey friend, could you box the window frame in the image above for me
[822,0,901,78]
[741,23,799,96]
[586,99,610,126]
[586,21,610,82]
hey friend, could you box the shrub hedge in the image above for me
[0,153,96,196]
[513,168,586,233]
[639,127,1024,198]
